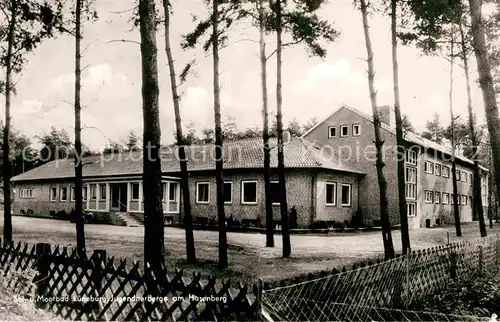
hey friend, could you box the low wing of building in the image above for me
[11,137,365,228]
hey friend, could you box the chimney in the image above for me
[378,105,392,128]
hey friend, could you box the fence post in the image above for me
[496,239,500,272]
[479,245,484,272]
[34,243,51,309]
[449,251,457,279]
[256,278,263,321]
[92,249,106,312]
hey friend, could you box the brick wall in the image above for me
[304,106,399,226]
[315,170,359,223]
[13,181,75,216]
[184,169,317,228]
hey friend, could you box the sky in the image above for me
[0,0,496,151]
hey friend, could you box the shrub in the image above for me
[91,212,127,226]
[409,268,500,317]
[308,221,329,230]
[208,216,217,226]
[0,269,61,320]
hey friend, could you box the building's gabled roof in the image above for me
[302,104,487,170]
[11,137,365,182]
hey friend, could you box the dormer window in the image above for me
[352,124,361,136]
[328,126,337,138]
[341,125,349,137]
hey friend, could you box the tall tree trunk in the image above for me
[449,29,462,237]
[212,0,228,269]
[459,20,486,237]
[359,0,395,260]
[259,0,274,248]
[391,0,411,254]
[139,0,165,270]
[468,0,500,216]
[162,0,196,263]
[74,0,86,256]
[2,0,16,244]
[276,0,291,258]
[488,169,493,228]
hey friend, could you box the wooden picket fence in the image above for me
[0,239,260,321]
[1,234,499,321]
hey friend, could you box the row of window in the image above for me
[196,181,257,204]
[130,182,178,202]
[328,124,361,138]
[195,181,353,207]
[424,190,471,205]
[424,161,472,185]
[50,185,102,202]
[325,182,352,206]
[19,189,35,199]
[47,182,179,203]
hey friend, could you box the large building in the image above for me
[11,105,488,229]
[302,105,488,229]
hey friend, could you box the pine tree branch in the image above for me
[106,39,140,45]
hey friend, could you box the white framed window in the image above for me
[424,161,434,174]
[406,202,416,217]
[469,173,473,186]
[169,182,178,202]
[20,188,35,199]
[462,171,467,182]
[70,186,75,202]
[406,183,416,199]
[60,186,68,201]
[442,166,450,178]
[90,184,97,200]
[325,182,337,206]
[100,184,107,200]
[241,180,258,204]
[462,195,467,205]
[328,126,337,138]
[352,124,361,136]
[425,190,434,203]
[50,187,57,201]
[434,191,441,204]
[131,183,140,201]
[340,125,349,137]
[223,181,232,204]
[196,182,210,204]
[457,195,461,205]
[456,169,461,181]
[82,186,88,201]
[405,167,416,183]
[270,181,280,205]
[341,183,351,206]
[442,193,449,204]
[406,150,417,165]
[435,164,441,176]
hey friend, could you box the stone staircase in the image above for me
[116,212,143,227]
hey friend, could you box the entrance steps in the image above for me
[116,212,143,227]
